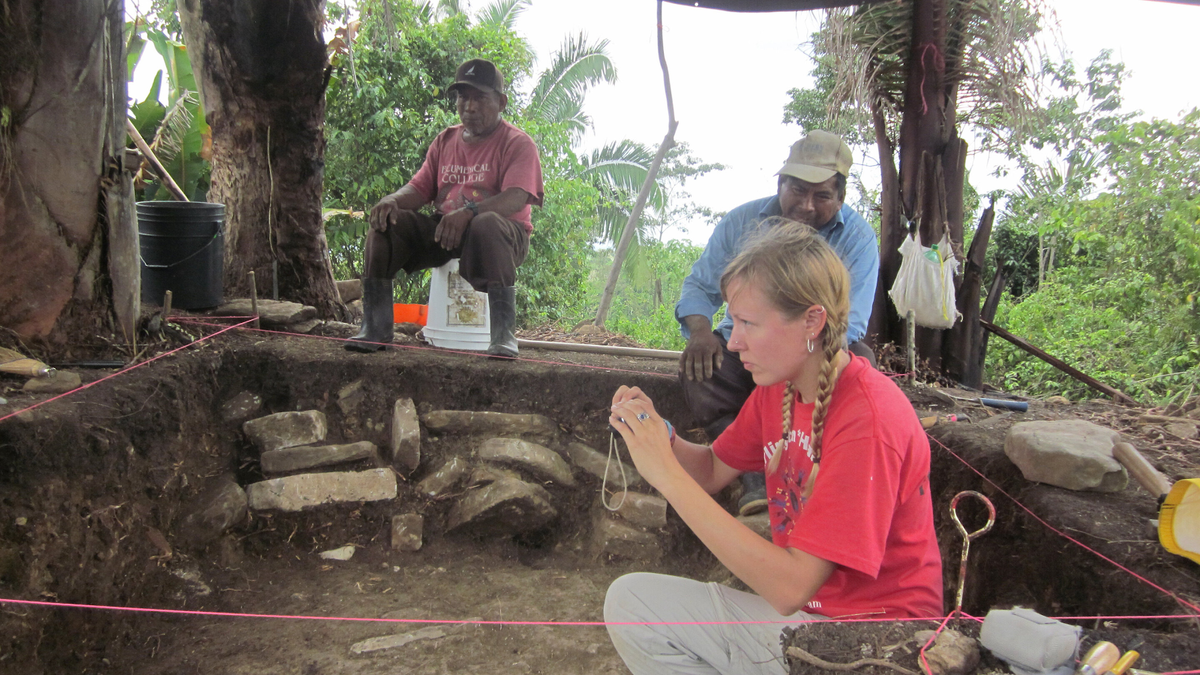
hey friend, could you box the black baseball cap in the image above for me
[447,59,505,95]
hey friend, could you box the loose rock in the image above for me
[319,545,356,561]
[591,513,663,563]
[213,299,316,328]
[22,370,81,394]
[337,380,365,416]
[246,468,397,512]
[260,441,378,474]
[336,279,362,304]
[564,441,644,488]
[178,476,248,548]
[350,626,446,655]
[1005,420,1127,492]
[476,437,575,487]
[243,410,328,453]
[220,391,263,422]
[611,491,667,530]
[391,398,421,474]
[914,629,980,675]
[391,514,423,551]
[447,478,557,536]
[417,456,470,498]
[421,410,559,440]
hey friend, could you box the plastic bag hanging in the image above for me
[888,232,962,329]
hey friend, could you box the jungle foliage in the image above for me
[322,0,720,327]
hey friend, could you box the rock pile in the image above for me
[178,388,673,563]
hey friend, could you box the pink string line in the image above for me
[0,318,256,425]
[0,597,946,626]
[928,434,1200,615]
[171,316,677,380]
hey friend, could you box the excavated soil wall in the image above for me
[1,333,1196,673]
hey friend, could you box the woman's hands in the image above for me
[609,386,680,491]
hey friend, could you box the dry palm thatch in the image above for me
[815,0,1049,152]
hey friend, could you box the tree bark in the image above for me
[870,96,903,345]
[178,0,343,318]
[0,0,138,347]
[943,202,993,387]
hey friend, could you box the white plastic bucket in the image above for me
[424,259,490,351]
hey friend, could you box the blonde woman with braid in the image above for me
[605,219,942,675]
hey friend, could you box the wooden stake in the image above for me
[249,271,260,328]
[906,310,916,382]
[162,290,173,322]
[125,119,189,202]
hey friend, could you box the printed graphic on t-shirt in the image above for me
[434,177,494,215]
[763,427,817,540]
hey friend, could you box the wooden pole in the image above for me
[125,119,189,202]
[249,271,260,328]
[517,339,679,361]
[980,320,1138,406]
[906,310,916,382]
[594,0,677,327]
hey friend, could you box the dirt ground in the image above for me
[1,320,1198,674]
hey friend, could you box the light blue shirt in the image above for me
[675,195,879,345]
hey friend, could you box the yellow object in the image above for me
[1108,650,1139,675]
[0,347,54,378]
[1076,642,1120,675]
[1158,478,1200,563]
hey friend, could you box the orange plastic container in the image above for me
[393,303,428,325]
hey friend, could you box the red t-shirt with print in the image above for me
[713,355,944,619]
[408,119,544,233]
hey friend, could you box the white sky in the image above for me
[511,0,1199,242]
[129,0,1198,243]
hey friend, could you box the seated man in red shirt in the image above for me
[347,58,544,357]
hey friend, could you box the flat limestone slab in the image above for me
[421,410,559,439]
[260,441,378,474]
[476,437,575,487]
[243,410,328,453]
[246,468,397,512]
[1005,420,1127,492]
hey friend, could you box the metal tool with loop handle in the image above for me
[950,490,996,617]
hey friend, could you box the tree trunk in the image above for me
[975,266,1008,387]
[0,0,138,348]
[943,202,993,387]
[870,96,903,346]
[177,0,343,318]
[873,0,984,379]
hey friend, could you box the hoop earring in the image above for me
[806,337,814,353]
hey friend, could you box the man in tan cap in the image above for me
[674,130,879,515]
[348,58,544,358]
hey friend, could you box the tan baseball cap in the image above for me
[776,130,852,183]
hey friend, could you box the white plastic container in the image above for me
[423,259,490,351]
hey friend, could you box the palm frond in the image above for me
[526,34,616,131]
[149,91,196,166]
[812,0,1048,149]
[476,0,529,30]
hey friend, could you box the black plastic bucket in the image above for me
[138,201,225,309]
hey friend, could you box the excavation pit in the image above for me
[0,330,1196,674]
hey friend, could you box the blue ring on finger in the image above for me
[637,413,650,421]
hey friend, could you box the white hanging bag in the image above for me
[888,232,962,329]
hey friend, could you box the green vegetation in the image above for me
[322,0,720,333]
[988,106,1200,405]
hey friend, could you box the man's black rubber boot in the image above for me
[486,286,519,358]
[345,277,393,353]
[738,471,769,516]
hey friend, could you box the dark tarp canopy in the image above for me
[663,0,1200,11]
[661,0,873,11]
